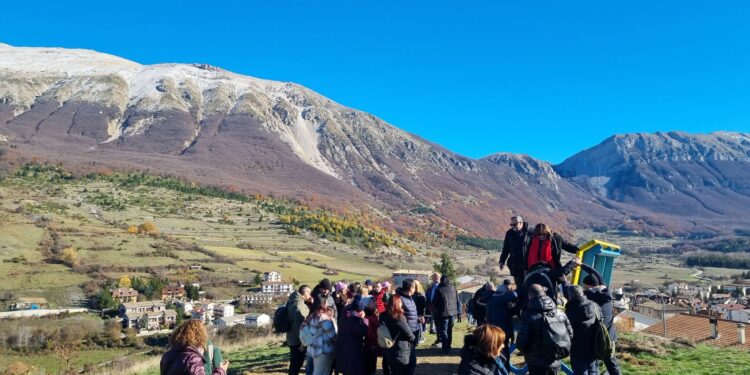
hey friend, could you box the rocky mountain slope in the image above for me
[0,43,748,238]
[556,132,750,237]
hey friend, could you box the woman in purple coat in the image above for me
[161,320,229,375]
[336,296,369,375]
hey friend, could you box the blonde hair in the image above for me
[170,319,208,349]
[358,286,369,296]
[413,280,424,294]
[473,324,506,358]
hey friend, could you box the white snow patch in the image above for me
[274,104,340,179]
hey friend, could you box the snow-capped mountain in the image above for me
[1,44,748,237]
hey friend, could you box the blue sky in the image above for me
[2,1,749,163]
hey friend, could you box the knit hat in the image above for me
[503,279,512,286]
[335,282,347,292]
[382,281,391,289]
[319,278,332,291]
[582,274,600,287]
[364,279,373,286]
[567,285,585,302]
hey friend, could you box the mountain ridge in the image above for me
[1,43,749,238]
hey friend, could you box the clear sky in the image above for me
[2,1,749,163]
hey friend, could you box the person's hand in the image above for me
[573,257,582,266]
[418,316,425,324]
[499,264,505,271]
[220,360,229,371]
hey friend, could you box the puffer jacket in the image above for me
[457,334,509,375]
[565,296,601,359]
[516,295,573,368]
[286,291,310,347]
[301,314,337,358]
[486,290,517,338]
[380,313,416,366]
[581,265,617,343]
[523,233,579,271]
[160,345,226,375]
[397,288,420,333]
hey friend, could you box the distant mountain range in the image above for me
[1,43,748,238]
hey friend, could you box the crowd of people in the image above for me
[159,215,622,375]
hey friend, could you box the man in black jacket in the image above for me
[582,266,621,375]
[517,284,573,375]
[564,285,601,375]
[499,216,531,288]
[432,275,459,353]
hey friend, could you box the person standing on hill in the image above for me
[517,284,573,375]
[300,295,338,375]
[524,223,579,272]
[582,265,621,375]
[287,285,312,375]
[432,275,460,353]
[363,298,381,375]
[412,280,428,343]
[371,282,388,314]
[380,294,416,375]
[160,320,229,375]
[425,272,441,337]
[396,279,420,375]
[336,296,368,375]
[486,279,517,366]
[470,282,494,326]
[499,216,531,288]
[564,285,601,375]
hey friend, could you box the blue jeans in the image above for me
[602,354,621,375]
[434,316,454,353]
[571,356,598,375]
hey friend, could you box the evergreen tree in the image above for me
[434,252,457,284]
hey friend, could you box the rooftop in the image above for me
[392,270,432,275]
[636,301,692,312]
[122,300,166,308]
[643,314,750,350]
[717,304,748,311]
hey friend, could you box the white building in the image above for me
[120,301,177,331]
[213,304,235,319]
[240,293,275,306]
[262,281,294,294]
[392,270,432,286]
[246,313,271,328]
[264,271,282,282]
[215,314,248,330]
[712,304,748,321]
[614,310,661,332]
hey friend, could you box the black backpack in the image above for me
[273,304,291,333]
[541,310,571,360]
[593,309,614,360]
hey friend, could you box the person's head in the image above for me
[413,280,424,294]
[170,319,208,349]
[430,272,441,284]
[533,223,552,239]
[582,274,600,290]
[373,282,382,293]
[364,279,373,291]
[388,294,405,319]
[402,278,415,296]
[358,285,369,297]
[319,278,332,294]
[299,285,312,302]
[566,285,586,302]
[472,324,506,358]
[483,281,494,291]
[510,216,523,232]
[528,283,545,299]
[312,293,330,315]
[382,281,391,291]
[496,280,512,294]
[351,295,366,312]
[335,281,347,293]
[441,275,451,286]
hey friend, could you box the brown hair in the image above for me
[170,319,208,348]
[473,324,506,358]
[533,223,552,238]
[388,294,405,319]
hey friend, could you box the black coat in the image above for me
[471,288,493,323]
[336,311,368,375]
[457,334,509,375]
[499,222,530,273]
[413,292,427,318]
[433,281,459,318]
[380,313,416,366]
[564,297,601,359]
[581,265,617,343]
[517,295,573,368]
[523,233,579,271]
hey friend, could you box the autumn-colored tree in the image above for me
[126,225,139,234]
[119,275,132,289]
[138,221,158,235]
[60,247,80,268]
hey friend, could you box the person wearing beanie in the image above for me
[313,278,338,320]
[580,265,621,375]
[564,285,602,375]
[336,294,368,375]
